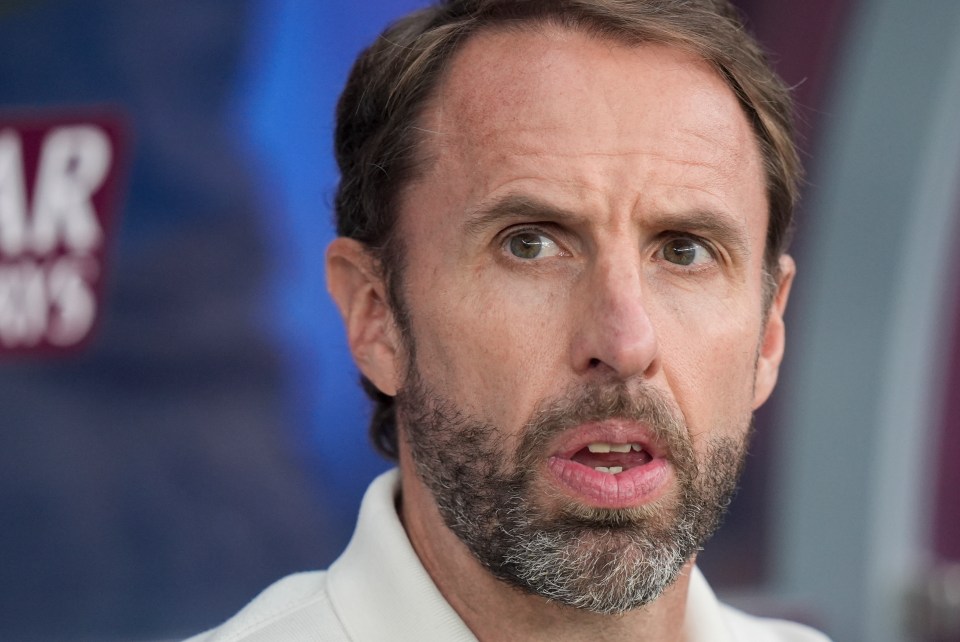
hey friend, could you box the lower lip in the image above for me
[546,457,671,509]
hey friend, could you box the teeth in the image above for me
[587,442,641,453]
[593,466,624,474]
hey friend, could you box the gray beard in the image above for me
[397,371,750,614]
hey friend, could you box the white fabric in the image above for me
[186,469,831,641]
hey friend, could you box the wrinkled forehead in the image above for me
[410,25,763,197]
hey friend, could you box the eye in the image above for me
[506,231,562,260]
[661,237,713,267]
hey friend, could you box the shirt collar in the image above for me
[327,469,478,641]
[685,565,737,641]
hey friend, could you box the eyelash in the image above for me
[498,226,719,266]
[500,226,566,255]
[660,232,717,253]
[657,233,719,271]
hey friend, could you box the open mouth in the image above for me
[568,442,654,474]
[546,429,671,508]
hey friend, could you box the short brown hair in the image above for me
[334,0,802,460]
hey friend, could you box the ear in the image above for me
[326,237,401,396]
[752,254,796,409]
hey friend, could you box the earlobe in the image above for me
[326,237,401,396]
[752,254,796,409]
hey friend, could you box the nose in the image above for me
[570,257,659,380]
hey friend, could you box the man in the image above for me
[191,0,831,639]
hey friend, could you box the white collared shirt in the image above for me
[187,470,831,641]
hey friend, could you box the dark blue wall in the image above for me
[0,2,416,639]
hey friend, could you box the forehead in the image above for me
[434,27,756,156]
[404,25,766,238]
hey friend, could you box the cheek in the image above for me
[655,299,761,438]
[404,266,568,424]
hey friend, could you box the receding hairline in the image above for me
[398,18,764,201]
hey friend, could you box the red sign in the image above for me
[0,113,126,356]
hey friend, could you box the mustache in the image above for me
[515,381,695,474]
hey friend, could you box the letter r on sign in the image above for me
[31,125,111,255]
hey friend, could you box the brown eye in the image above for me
[662,238,710,266]
[507,232,559,259]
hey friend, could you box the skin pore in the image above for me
[327,24,795,642]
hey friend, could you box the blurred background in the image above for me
[0,1,957,640]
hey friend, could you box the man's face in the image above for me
[373,27,791,611]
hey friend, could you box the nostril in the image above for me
[588,358,602,368]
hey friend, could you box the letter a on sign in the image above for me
[0,112,126,356]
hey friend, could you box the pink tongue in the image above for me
[570,447,653,470]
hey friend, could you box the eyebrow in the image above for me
[462,194,582,238]
[462,192,753,260]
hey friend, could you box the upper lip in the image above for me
[550,419,668,460]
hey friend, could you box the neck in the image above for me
[397,457,693,642]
